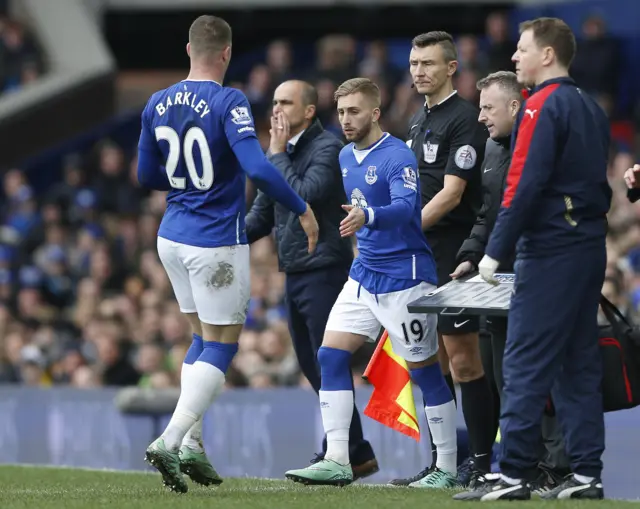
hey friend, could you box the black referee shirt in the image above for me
[407,91,488,233]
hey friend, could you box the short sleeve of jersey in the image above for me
[138,96,159,154]
[222,89,258,147]
[445,110,487,180]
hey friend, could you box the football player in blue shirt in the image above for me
[285,78,458,487]
[136,15,318,493]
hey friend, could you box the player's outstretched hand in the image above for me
[450,261,475,280]
[299,203,319,253]
[340,205,366,237]
[624,164,640,189]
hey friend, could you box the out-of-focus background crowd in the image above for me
[1,2,639,389]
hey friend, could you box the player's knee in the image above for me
[409,361,453,407]
[449,352,484,382]
[198,340,239,374]
[406,353,439,370]
[317,346,352,391]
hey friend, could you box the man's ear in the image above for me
[305,104,316,121]
[447,60,458,78]
[372,107,381,124]
[221,45,232,64]
[511,99,521,118]
[186,42,191,58]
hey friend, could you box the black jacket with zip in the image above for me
[456,136,515,271]
[245,118,353,273]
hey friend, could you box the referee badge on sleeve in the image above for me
[454,145,477,170]
[423,141,439,164]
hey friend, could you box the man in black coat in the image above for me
[451,71,570,492]
[245,80,378,479]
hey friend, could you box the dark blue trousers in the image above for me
[499,246,606,480]
[285,264,373,463]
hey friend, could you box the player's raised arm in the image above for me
[136,99,171,191]
[224,90,318,252]
[360,157,418,231]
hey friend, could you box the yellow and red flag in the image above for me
[362,330,421,442]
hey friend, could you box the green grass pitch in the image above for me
[0,465,636,509]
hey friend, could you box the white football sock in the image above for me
[574,474,595,484]
[500,474,522,485]
[425,400,458,475]
[181,367,225,452]
[180,363,203,452]
[162,361,225,451]
[320,390,353,466]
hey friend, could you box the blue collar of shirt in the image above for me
[529,76,576,95]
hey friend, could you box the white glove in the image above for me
[478,255,500,285]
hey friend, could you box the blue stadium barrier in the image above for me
[0,386,637,499]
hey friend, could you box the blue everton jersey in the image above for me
[340,133,437,292]
[138,80,258,248]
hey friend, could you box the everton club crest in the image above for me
[365,165,378,185]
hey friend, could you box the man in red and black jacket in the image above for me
[452,70,570,493]
[457,18,610,502]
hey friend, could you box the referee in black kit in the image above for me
[388,32,494,487]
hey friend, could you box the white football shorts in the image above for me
[325,277,438,362]
[157,236,250,325]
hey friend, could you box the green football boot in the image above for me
[409,467,459,489]
[145,438,188,493]
[179,446,223,486]
[285,458,353,487]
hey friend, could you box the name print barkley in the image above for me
[155,90,211,118]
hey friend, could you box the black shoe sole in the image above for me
[145,450,188,493]
[179,460,224,487]
[285,473,352,487]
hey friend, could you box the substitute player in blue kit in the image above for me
[136,15,318,493]
[285,78,458,487]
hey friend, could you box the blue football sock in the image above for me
[410,362,454,407]
[318,346,353,391]
[184,333,204,365]
[197,341,238,374]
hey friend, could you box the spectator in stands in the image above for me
[570,14,620,116]
[0,18,42,92]
[484,11,514,73]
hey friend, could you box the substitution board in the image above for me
[407,273,514,317]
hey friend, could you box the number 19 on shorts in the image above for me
[402,319,424,345]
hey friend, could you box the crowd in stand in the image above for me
[0,7,42,95]
[0,11,638,388]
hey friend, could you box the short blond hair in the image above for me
[333,77,381,107]
[189,15,232,57]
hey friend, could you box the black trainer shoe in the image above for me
[530,466,563,495]
[457,457,489,489]
[467,468,490,490]
[539,474,604,500]
[457,457,474,486]
[387,466,433,487]
[453,474,531,501]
